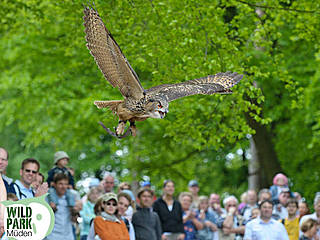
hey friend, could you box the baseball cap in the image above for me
[188,180,199,187]
[142,181,151,187]
[101,192,118,203]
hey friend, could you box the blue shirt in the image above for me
[46,194,74,240]
[11,180,34,199]
[244,217,289,240]
[80,201,95,236]
[182,211,200,240]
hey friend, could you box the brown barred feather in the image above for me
[94,100,123,113]
[146,72,243,102]
[83,7,144,100]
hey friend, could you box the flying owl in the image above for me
[83,6,243,138]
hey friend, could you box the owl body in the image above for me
[84,6,243,137]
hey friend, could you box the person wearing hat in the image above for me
[93,192,130,240]
[46,151,75,209]
[47,151,74,187]
[188,180,200,209]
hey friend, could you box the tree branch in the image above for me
[236,0,319,14]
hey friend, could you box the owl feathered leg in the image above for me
[130,121,137,137]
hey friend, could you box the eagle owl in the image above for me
[83,6,243,138]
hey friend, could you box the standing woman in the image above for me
[179,192,203,240]
[117,192,136,240]
[94,192,130,240]
[153,180,185,240]
[79,186,103,240]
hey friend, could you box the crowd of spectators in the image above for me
[0,146,320,240]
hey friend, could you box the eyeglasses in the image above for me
[24,169,38,174]
[104,201,117,206]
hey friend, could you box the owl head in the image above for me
[146,96,169,119]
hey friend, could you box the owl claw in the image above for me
[116,121,126,135]
[98,121,131,138]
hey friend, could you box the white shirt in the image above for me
[244,217,289,240]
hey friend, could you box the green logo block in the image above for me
[1,194,55,240]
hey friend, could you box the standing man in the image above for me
[244,200,289,240]
[241,190,258,222]
[218,195,245,239]
[132,188,162,240]
[188,180,200,209]
[103,172,115,193]
[46,173,79,240]
[209,193,226,217]
[9,158,47,199]
[0,147,12,193]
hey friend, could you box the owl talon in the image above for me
[116,121,126,135]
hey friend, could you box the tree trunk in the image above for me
[246,114,282,188]
[248,137,259,191]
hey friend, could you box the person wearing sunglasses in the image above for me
[8,158,41,200]
[93,192,130,240]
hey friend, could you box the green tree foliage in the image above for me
[0,0,319,199]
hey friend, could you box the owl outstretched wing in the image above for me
[146,71,243,102]
[83,6,145,100]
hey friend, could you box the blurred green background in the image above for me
[1,0,320,202]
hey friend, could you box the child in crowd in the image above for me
[298,201,310,219]
[270,173,291,204]
[250,207,260,220]
[7,193,18,201]
[31,172,45,194]
[280,198,299,240]
[47,151,75,208]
